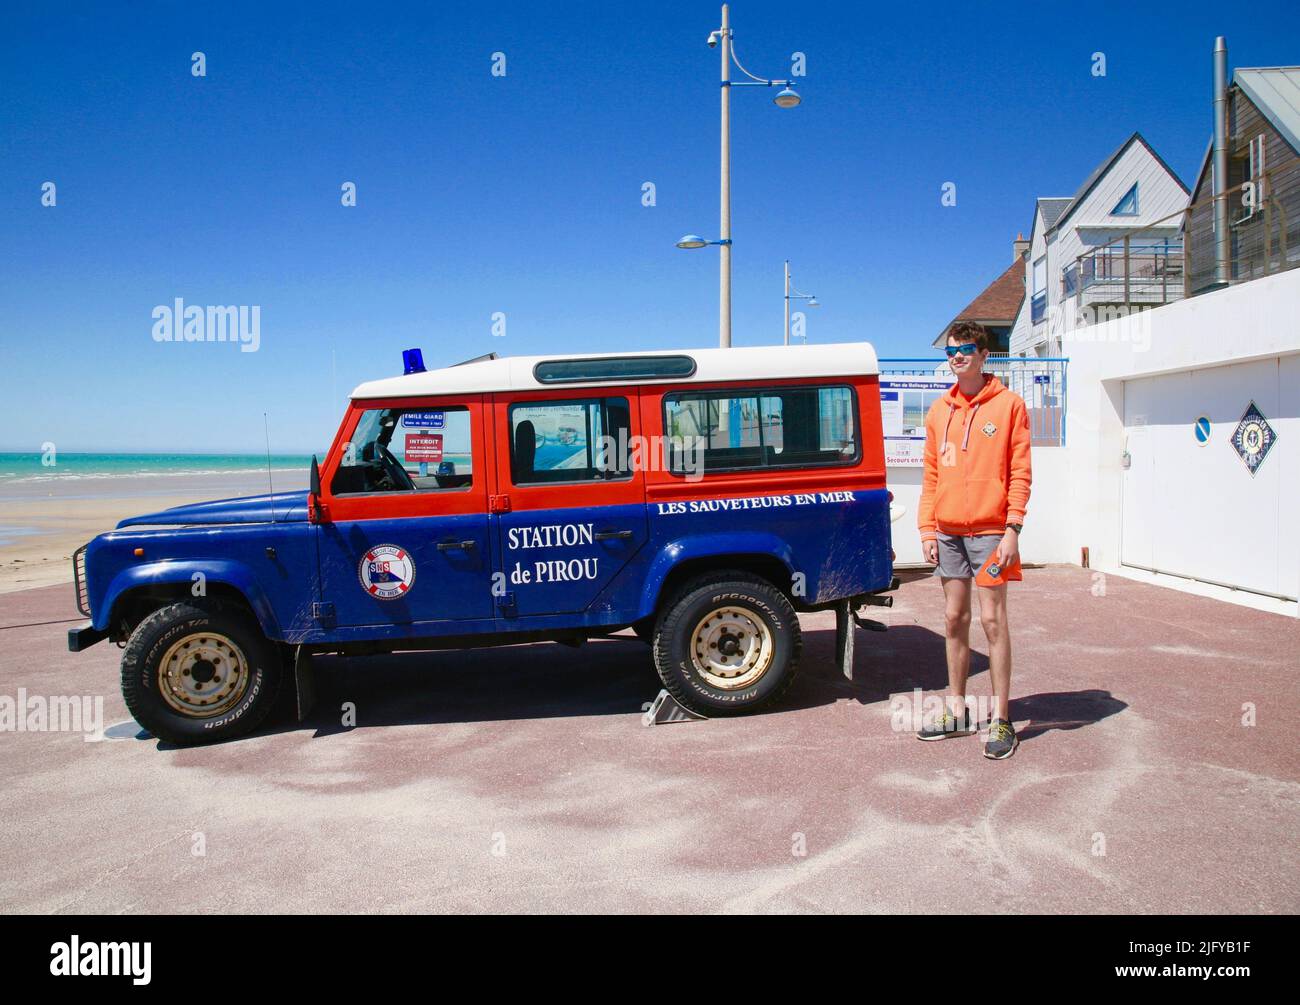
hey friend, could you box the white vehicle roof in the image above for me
[351,342,879,399]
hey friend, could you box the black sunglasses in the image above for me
[945,342,980,358]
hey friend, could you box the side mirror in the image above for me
[309,455,325,523]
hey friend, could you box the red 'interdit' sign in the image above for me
[404,433,443,462]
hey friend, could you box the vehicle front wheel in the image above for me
[121,601,281,745]
[652,573,801,716]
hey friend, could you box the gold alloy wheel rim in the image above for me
[158,632,250,718]
[689,606,774,690]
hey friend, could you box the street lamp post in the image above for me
[719,2,732,351]
[783,259,819,345]
[677,3,801,348]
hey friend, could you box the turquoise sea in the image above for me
[0,452,314,484]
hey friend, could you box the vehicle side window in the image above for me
[508,397,632,485]
[663,385,858,473]
[331,406,474,495]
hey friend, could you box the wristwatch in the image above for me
[1006,523,1023,534]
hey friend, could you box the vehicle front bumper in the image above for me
[67,622,107,652]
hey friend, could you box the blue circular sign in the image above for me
[1194,416,1211,444]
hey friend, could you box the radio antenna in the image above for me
[264,412,276,523]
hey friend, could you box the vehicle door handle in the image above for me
[594,529,634,541]
[437,539,477,551]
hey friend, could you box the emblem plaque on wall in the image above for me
[1229,401,1276,477]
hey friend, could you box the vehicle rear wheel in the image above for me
[121,601,281,745]
[652,572,801,715]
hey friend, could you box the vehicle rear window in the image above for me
[663,385,858,474]
[508,398,632,485]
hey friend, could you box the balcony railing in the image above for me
[1072,154,1299,310]
[1075,239,1184,305]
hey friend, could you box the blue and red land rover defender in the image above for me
[69,343,895,744]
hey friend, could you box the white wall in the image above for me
[1059,268,1300,613]
[1008,294,1031,356]
[1121,358,1294,599]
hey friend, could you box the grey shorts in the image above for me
[933,532,1001,579]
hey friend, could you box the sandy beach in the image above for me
[0,471,307,595]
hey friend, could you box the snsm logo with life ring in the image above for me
[358,545,415,600]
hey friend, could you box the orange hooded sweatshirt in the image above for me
[917,374,1032,541]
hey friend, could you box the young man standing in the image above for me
[915,321,1032,759]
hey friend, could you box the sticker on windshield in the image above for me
[401,411,445,428]
[404,433,443,462]
[359,545,415,600]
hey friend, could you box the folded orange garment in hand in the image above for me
[975,550,1023,587]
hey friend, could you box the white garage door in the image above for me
[1121,355,1297,601]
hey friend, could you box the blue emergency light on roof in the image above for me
[402,348,427,375]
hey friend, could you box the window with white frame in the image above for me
[1111,182,1139,216]
[1031,256,1047,324]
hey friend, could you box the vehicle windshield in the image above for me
[331,406,474,494]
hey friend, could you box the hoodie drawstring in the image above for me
[962,402,981,452]
[940,403,956,455]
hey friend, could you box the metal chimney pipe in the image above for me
[1213,36,1230,285]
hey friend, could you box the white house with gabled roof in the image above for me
[1010,133,1190,357]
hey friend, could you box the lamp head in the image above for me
[676,234,708,250]
[774,86,801,109]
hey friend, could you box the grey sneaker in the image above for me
[916,707,974,741]
[983,718,1018,759]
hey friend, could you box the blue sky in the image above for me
[2,0,1297,453]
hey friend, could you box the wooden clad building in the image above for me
[1185,67,1300,294]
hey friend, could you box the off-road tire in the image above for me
[121,601,281,745]
[652,571,801,716]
